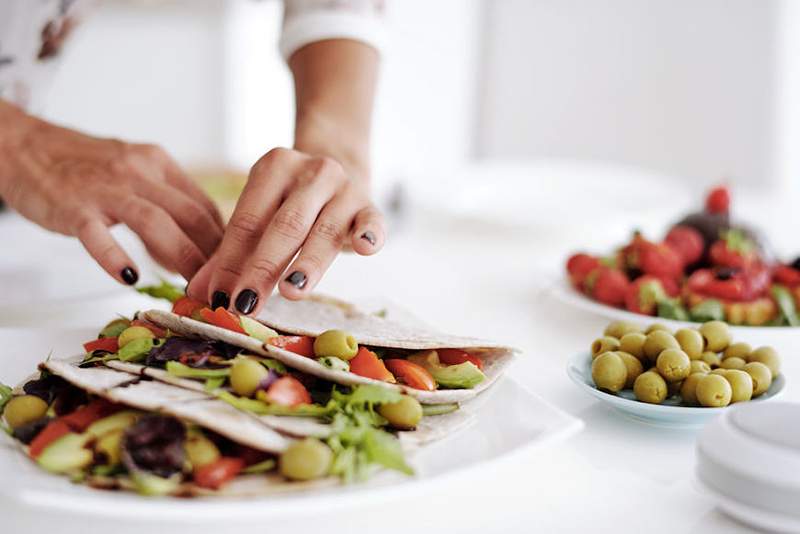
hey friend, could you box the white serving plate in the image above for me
[0,327,583,521]
[566,351,785,428]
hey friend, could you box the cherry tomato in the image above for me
[268,336,315,358]
[264,376,312,407]
[83,337,119,354]
[349,347,395,382]
[193,457,245,490]
[384,359,436,391]
[774,265,800,287]
[437,349,483,370]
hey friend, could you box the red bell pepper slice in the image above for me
[172,296,207,319]
[83,337,119,354]
[60,399,120,432]
[268,335,315,358]
[28,420,71,459]
[437,348,483,370]
[193,457,245,490]
[384,359,436,391]
[263,376,312,407]
[349,347,396,383]
[200,307,247,334]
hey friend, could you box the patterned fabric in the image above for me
[0,0,386,112]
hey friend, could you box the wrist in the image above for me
[294,111,371,185]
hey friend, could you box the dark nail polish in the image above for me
[121,267,138,285]
[360,231,376,246]
[211,290,230,310]
[285,271,307,290]
[235,289,258,315]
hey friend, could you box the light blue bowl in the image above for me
[567,352,786,428]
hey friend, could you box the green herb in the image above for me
[318,356,350,372]
[721,229,755,254]
[241,458,276,474]
[136,280,184,304]
[260,358,287,374]
[204,376,226,392]
[771,285,800,326]
[689,299,725,323]
[118,337,155,362]
[422,403,459,416]
[166,361,230,379]
[657,298,689,321]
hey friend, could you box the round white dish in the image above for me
[566,351,786,428]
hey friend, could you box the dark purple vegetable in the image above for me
[122,415,186,477]
[23,374,73,404]
[13,416,52,444]
[256,369,281,393]
[146,337,240,367]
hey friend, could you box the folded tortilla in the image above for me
[142,294,515,405]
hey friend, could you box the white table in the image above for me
[2,171,796,534]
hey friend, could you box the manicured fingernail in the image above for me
[121,267,138,285]
[211,290,230,310]
[235,289,258,315]
[360,231,376,246]
[285,271,307,290]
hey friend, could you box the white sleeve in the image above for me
[280,0,386,60]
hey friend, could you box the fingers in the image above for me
[135,179,223,257]
[350,204,385,256]
[74,214,140,285]
[114,197,206,280]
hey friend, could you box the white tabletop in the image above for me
[2,167,797,534]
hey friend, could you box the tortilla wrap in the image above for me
[142,296,514,404]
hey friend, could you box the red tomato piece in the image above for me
[193,457,245,490]
[437,348,483,370]
[705,185,730,214]
[586,267,629,307]
[384,359,436,391]
[83,337,119,354]
[349,347,396,383]
[774,265,800,287]
[268,335,315,358]
[172,296,207,318]
[28,420,71,458]
[60,399,120,432]
[264,376,312,407]
[130,319,168,338]
[200,307,247,334]
[566,253,600,289]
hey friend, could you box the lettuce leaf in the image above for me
[166,361,230,379]
[216,391,334,417]
[136,280,184,304]
[771,285,800,326]
[0,382,12,414]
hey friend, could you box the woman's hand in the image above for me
[186,147,385,314]
[0,101,223,284]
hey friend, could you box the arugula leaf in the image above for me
[136,280,184,304]
[166,361,230,379]
[771,285,800,326]
[0,382,12,414]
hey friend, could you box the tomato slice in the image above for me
[268,335,315,358]
[130,319,168,338]
[172,296,207,319]
[349,347,396,383]
[28,420,71,459]
[60,399,120,432]
[384,359,436,391]
[437,348,483,370]
[263,376,312,407]
[83,337,119,354]
[193,457,245,490]
[200,307,247,334]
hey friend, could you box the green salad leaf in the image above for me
[118,337,156,362]
[422,403,459,416]
[0,382,13,414]
[260,358,288,374]
[771,285,800,327]
[166,361,230,379]
[657,298,689,321]
[241,458,276,474]
[333,384,403,407]
[204,376,226,392]
[216,391,334,417]
[689,299,725,323]
[136,280,184,304]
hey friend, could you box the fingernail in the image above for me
[235,289,258,315]
[211,290,230,310]
[360,231,376,246]
[121,267,138,285]
[285,271,307,290]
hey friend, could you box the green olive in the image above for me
[645,323,671,335]
[696,374,732,407]
[279,438,333,481]
[591,352,627,393]
[674,329,704,360]
[229,357,270,398]
[699,321,732,352]
[619,333,647,361]
[313,330,359,361]
[643,330,680,362]
[700,351,722,368]
[633,371,668,404]
[723,342,752,361]
[680,373,706,406]
[615,352,643,389]
[117,326,155,348]
[95,429,124,465]
[747,346,781,378]
[378,396,423,430]
[724,370,753,403]
[591,336,620,359]
[3,395,49,429]
[689,360,711,374]
[603,321,642,339]
[743,362,772,396]
[185,432,221,469]
[656,348,691,382]
[720,356,746,371]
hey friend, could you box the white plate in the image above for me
[549,277,800,336]
[0,327,583,520]
[566,352,786,428]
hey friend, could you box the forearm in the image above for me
[289,39,378,185]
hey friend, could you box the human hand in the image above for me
[186,147,385,315]
[0,101,223,284]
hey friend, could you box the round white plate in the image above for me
[550,277,800,336]
[566,351,786,428]
[0,328,583,520]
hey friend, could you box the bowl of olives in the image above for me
[566,320,786,427]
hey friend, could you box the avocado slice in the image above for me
[131,471,182,496]
[86,411,139,438]
[408,351,485,389]
[240,316,279,342]
[37,433,93,474]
